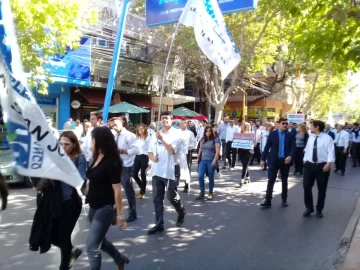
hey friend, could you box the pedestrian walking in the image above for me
[85,127,129,269]
[260,117,296,208]
[294,123,309,176]
[250,125,261,165]
[334,124,350,176]
[212,124,221,174]
[324,124,335,140]
[109,116,139,222]
[81,111,102,166]
[350,123,360,167]
[147,111,186,234]
[218,116,230,169]
[225,118,240,170]
[179,119,196,193]
[259,123,274,171]
[133,124,151,199]
[237,122,254,188]
[196,125,220,200]
[302,120,335,218]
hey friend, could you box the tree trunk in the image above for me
[214,104,223,124]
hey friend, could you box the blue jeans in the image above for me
[198,160,216,193]
[87,205,124,270]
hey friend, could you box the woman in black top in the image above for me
[85,126,129,270]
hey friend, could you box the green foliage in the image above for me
[11,0,97,94]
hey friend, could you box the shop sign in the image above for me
[71,100,81,109]
[36,95,57,107]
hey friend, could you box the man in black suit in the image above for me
[288,122,297,137]
[260,117,296,208]
[324,124,335,140]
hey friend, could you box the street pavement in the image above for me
[1,161,360,270]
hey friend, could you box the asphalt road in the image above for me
[1,161,360,270]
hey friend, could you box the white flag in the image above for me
[0,0,83,189]
[179,0,241,80]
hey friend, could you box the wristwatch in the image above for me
[116,215,125,221]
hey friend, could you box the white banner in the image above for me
[287,114,305,124]
[0,0,83,189]
[179,0,241,80]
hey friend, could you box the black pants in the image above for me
[265,158,290,202]
[226,141,237,168]
[352,142,360,166]
[294,147,305,174]
[250,145,261,165]
[133,155,149,195]
[186,151,192,170]
[52,195,82,270]
[221,139,227,166]
[335,146,347,173]
[175,164,180,186]
[239,149,252,179]
[152,176,185,226]
[303,162,330,211]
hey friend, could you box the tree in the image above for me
[11,0,97,94]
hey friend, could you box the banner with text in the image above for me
[0,0,83,189]
[287,114,305,124]
[231,133,255,149]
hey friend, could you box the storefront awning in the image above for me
[80,91,106,105]
[128,96,154,108]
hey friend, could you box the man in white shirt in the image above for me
[303,120,335,218]
[334,124,350,176]
[350,123,360,167]
[225,118,240,169]
[179,119,196,193]
[148,111,186,234]
[218,116,230,168]
[110,116,139,222]
[148,122,156,137]
[197,120,207,142]
[63,118,73,130]
[81,111,102,165]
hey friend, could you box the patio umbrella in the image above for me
[171,107,201,117]
[100,102,149,114]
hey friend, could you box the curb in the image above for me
[333,194,360,270]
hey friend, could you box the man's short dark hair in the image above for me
[202,120,208,124]
[160,111,173,119]
[279,117,288,123]
[354,123,359,127]
[312,120,325,132]
[90,111,103,121]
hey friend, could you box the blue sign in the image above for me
[146,0,257,27]
[35,95,57,107]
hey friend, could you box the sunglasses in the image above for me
[281,122,288,125]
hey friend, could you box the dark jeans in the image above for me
[265,158,290,202]
[87,205,124,270]
[250,145,261,164]
[352,142,360,166]
[335,146,347,173]
[226,141,237,168]
[198,160,216,192]
[221,139,227,166]
[303,162,330,211]
[133,155,149,195]
[186,151,192,170]
[238,149,252,179]
[175,164,180,186]
[152,176,185,226]
[52,195,82,270]
[122,166,136,217]
[294,147,305,174]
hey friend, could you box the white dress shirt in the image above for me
[81,127,94,162]
[197,126,205,141]
[350,129,360,143]
[148,127,181,181]
[334,130,350,148]
[304,132,335,163]
[226,125,240,142]
[134,136,151,155]
[180,129,196,151]
[115,128,139,167]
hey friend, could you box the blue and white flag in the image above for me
[0,0,83,189]
[179,0,241,80]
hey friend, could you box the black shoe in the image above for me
[176,210,186,227]
[316,210,323,218]
[263,168,267,171]
[117,255,130,270]
[222,166,227,169]
[69,248,82,267]
[196,191,205,200]
[183,183,189,193]
[352,164,357,167]
[126,215,137,223]
[341,172,345,176]
[303,209,314,217]
[334,169,339,173]
[147,225,164,235]
[260,201,271,208]
[282,201,288,207]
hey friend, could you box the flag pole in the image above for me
[156,22,181,131]
[102,0,131,123]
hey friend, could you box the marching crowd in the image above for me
[32,111,360,270]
